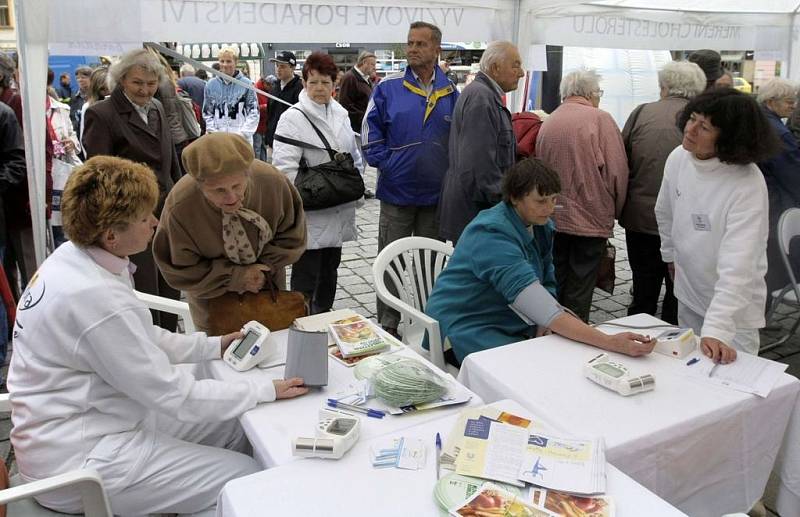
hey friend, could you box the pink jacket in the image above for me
[535,96,628,238]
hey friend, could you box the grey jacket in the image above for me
[620,96,688,235]
[438,71,515,242]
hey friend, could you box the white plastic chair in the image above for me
[0,395,113,517]
[763,208,800,352]
[134,291,196,334]
[372,237,453,370]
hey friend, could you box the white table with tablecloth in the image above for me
[216,399,688,517]
[208,329,483,468]
[457,314,800,517]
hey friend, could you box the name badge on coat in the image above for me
[692,214,711,231]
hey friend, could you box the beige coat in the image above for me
[153,161,307,331]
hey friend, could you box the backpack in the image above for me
[175,90,201,140]
[511,112,543,161]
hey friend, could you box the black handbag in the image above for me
[273,108,365,211]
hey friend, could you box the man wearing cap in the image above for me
[362,21,459,335]
[688,49,723,91]
[265,51,303,155]
[153,132,307,332]
[202,46,259,145]
[338,51,377,133]
[69,66,92,134]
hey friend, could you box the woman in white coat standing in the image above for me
[273,51,364,314]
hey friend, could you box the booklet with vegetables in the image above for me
[530,488,615,517]
[329,315,390,358]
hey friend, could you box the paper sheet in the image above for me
[684,353,788,398]
[455,419,528,487]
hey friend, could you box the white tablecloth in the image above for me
[209,330,482,468]
[217,399,687,517]
[457,314,800,517]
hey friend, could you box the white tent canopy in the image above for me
[13,0,800,266]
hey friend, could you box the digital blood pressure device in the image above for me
[292,410,360,460]
[222,321,273,372]
[654,327,696,359]
[584,353,655,396]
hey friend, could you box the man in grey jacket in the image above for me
[438,41,524,243]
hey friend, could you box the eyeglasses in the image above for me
[594,90,604,98]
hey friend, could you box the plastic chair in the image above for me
[0,395,113,517]
[134,291,196,334]
[763,208,800,352]
[372,237,453,370]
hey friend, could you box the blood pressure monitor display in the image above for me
[592,362,625,378]
[223,321,272,371]
[232,331,259,359]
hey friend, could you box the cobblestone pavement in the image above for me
[1,167,797,514]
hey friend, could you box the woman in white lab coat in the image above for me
[7,156,308,516]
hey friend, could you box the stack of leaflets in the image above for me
[530,488,614,517]
[329,315,390,358]
[448,483,552,517]
[443,405,608,496]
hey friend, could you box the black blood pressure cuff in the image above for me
[509,281,564,329]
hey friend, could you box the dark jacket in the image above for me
[0,102,26,245]
[758,107,800,226]
[265,75,303,146]
[338,67,373,133]
[83,86,181,214]
[619,96,688,235]
[82,85,181,315]
[438,71,514,242]
[177,75,206,109]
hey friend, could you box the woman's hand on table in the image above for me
[700,337,737,364]
[535,326,552,338]
[274,377,309,399]
[240,263,272,293]
[607,332,656,357]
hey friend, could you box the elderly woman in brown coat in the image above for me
[153,133,307,332]
[83,48,182,329]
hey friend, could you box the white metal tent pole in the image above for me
[788,3,800,79]
[13,0,49,267]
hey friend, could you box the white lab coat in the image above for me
[8,242,272,515]
[272,90,364,249]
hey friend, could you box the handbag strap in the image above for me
[273,107,337,161]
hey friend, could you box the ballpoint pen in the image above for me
[327,398,385,419]
[435,432,442,480]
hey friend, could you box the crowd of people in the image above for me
[0,22,797,515]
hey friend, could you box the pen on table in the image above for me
[686,357,700,366]
[327,398,385,419]
[435,432,442,480]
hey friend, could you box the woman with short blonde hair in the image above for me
[8,154,307,516]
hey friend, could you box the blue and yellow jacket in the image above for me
[361,67,458,206]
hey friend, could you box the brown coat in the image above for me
[82,86,182,327]
[83,85,181,214]
[152,161,307,331]
[338,67,373,133]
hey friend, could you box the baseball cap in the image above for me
[269,51,297,67]
[688,49,723,83]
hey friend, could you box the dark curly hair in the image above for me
[302,52,338,83]
[677,88,780,165]
[502,158,561,203]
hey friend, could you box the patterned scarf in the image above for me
[221,208,273,265]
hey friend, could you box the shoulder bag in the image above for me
[273,107,365,210]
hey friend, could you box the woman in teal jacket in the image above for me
[426,158,655,366]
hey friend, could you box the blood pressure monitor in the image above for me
[584,353,655,396]
[223,321,273,371]
[292,411,360,460]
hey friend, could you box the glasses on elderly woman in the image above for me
[593,89,604,98]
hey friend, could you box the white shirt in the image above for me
[655,146,769,343]
[8,242,276,481]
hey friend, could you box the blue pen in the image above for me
[435,432,442,480]
[327,398,385,419]
[686,357,700,366]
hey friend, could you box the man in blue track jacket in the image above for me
[362,21,459,334]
